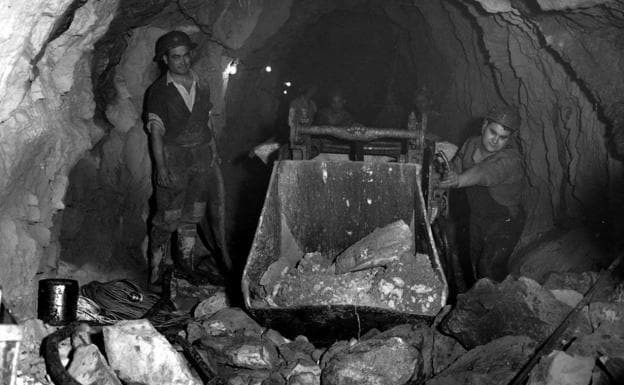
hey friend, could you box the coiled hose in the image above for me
[80,279,158,320]
[79,279,189,328]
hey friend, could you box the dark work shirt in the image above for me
[453,136,524,209]
[145,71,213,147]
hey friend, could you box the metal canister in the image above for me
[37,279,79,326]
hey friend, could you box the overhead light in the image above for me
[223,59,238,77]
[265,65,272,73]
[283,90,288,95]
[284,81,292,87]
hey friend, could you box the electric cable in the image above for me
[80,279,159,321]
[79,279,191,328]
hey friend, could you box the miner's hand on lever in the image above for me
[439,170,459,189]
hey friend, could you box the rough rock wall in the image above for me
[384,1,503,143]
[59,25,165,283]
[531,2,624,241]
[0,0,118,319]
[467,0,623,245]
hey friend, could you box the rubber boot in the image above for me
[149,247,172,294]
[149,230,172,292]
[177,224,197,272]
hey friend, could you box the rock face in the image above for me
[321,336,420,385]
[469,1,624,244]
[426,336,537,385]
[509,228,611,283]
[103,319,201,385]
[0,0,118,318]
[440,276,584,349]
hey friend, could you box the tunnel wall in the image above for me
[0,0,118,318]
[467,0,623,246]
[1,0,623,317]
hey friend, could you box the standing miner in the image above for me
[145,30,230,289]
[440,105,525,282]
[315,89,355,126]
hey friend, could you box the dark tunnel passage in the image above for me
[219,2,492,267]
[0,0,623,323]
[280,10,405,127]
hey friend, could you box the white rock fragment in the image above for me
[103,319,201,385]
[392,277,405,287]
[193,290,230,318]
[411,284,433,293]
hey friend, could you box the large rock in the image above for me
[588,302,624,337]
[509,229,610,283]
[224,370,276,385]
[321,336,420,385]
[567,327,624,359]
[103,319,201,385]
[283,361,321,385]
[426,336,537,385]
[542,271,599,293]
[202,307,264,336]
[440,276,587,349]
[188,307,264,342]
[334,220,413,273]
[543,271,617,303]
[565,325,624,384]
[358,323,466,378]
[527,350,594,385]
[67,344,122,385]
[187,308,266,342]
[198,334,281,371]
[277,336,317,366]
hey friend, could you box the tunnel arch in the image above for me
[0,0,621,317]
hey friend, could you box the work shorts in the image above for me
[152,142,218,231]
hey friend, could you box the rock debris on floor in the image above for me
[10,258,624,385]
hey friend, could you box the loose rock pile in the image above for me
[13,267,624,385]
[262,220,445,315]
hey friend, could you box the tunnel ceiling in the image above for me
[0,0,623,318]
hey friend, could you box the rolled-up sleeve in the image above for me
[147,113,165,134]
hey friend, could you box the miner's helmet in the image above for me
[154,30,197,62]
[485,105,521,132]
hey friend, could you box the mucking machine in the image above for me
[242,115,453,344]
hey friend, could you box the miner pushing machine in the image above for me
[242,111,454,344]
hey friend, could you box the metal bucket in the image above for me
[242,160,448,344]
[37,279,79,326]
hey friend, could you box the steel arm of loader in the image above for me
[295,125,421,142]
